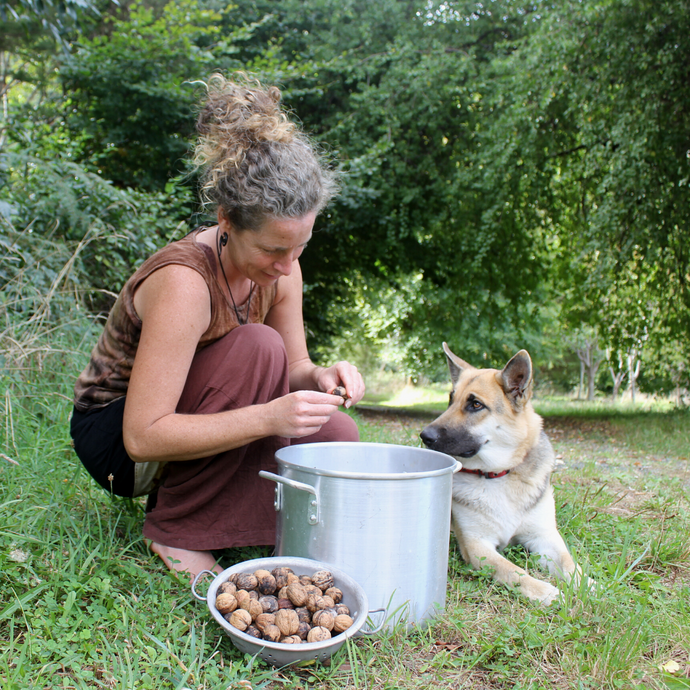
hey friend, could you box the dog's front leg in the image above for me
[457,533,561,605]
[527,536,595,593]
[518,501,594,591]
[523,531,578,581]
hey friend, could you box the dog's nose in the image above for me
[420,426,440,447]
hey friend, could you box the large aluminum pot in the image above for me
[259,441,460,629]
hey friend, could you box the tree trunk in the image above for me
[587,359,602,400]
[576,338,604,401]
[627,349,641,403]
[609,366,626,402]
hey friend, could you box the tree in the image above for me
[515,0,690,362]
[220,0,553,368]
[60,0,223,190]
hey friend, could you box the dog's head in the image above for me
[420,344,542,471]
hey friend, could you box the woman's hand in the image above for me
[314,361,366,409]
[264,390,345,438]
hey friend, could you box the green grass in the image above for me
[2,352,689,689]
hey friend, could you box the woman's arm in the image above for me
[122,264,341,463]
[264,261,365,406]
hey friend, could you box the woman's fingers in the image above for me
[269,390,342,438]
[327,361,365,407]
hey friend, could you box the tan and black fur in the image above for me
[421,343,587,604]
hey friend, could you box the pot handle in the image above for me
[359,608,387,636]
[191,569,215,601]
[259,471,320,525]
[453,461,463,473]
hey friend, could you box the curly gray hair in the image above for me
[194,73,339,230]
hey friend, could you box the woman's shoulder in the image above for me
[126,230,213,289]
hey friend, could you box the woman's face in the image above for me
[219,210,316,286]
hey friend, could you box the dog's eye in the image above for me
[467,399,484,411]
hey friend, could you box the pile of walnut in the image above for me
[215,566,354,644]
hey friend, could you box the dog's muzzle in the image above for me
[420,424,481,458]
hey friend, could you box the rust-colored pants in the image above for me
[142,324,359,551]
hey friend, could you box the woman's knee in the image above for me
[178,324,289,413]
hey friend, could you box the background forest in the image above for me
[1,0,689,398]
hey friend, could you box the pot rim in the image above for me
[275,441,459,481]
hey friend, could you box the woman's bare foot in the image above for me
[148,540,222,580]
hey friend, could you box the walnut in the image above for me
[286,583,308,607]
[274,608,299,637]
[324,587,343,604]
[312,570,334,591]
[333,614,354,634]
[228,609,252,631]
[217,581,237,596]
[227,564,355,646]
[295,607,311,624]
[215,593,238,615]
[311,609,334,631]
[306,592,326,613]
[296,621,311,640]
[307,626,331,643]
[254,613,275,633]
[254,569,277,595]
[282,635,303,644]
[235,573,258,591]
[244,625,262,639]
[259,595,279,614]
[263,624,282,642]
[234,589,251,609]
[271,567,294,589]
[244,599,263,621]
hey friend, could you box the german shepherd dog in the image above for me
[421,344,586,604]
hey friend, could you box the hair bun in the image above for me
[195,73,296,168]
[193,72,339,229]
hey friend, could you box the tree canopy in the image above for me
[1,0,688,395]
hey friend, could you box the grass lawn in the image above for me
[1,377,689,689]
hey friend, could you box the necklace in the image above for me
[216,227,255,325]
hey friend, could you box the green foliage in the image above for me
[4,0,690,393]
[60,0,222,190]
[0,149,194,315]
[0,0,103,51]
[515,0,690,348]
[238,0,557,369]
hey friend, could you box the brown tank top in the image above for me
[73,229,278,412]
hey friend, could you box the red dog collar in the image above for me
[459,467,511,479]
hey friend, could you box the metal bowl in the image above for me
[192,556,382,667]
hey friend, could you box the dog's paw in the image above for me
[520,578,560,606]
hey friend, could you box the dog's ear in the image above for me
[442,342,473,386]
[497,350,533,406]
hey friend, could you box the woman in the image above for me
[70,73,365,578]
